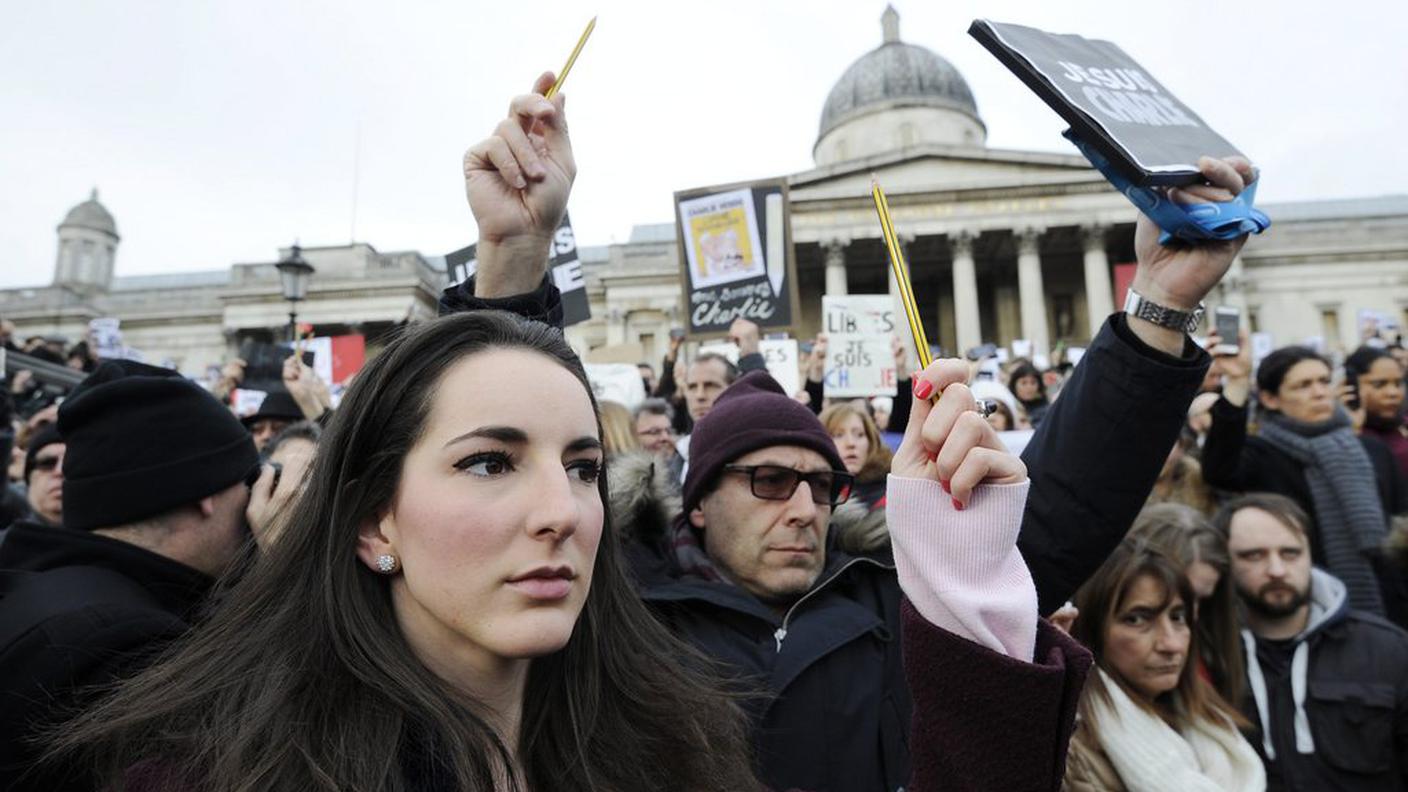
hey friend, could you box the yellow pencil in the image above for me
[545,16,596,100]
[871,179,933,370]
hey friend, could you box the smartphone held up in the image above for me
[1212,307,1240,356]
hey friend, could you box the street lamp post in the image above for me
[275,244,315,343]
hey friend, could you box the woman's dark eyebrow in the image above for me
[565,437,604,454]
[443,426,528,449]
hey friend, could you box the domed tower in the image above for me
[55,188,119,292]
[814,6,986,166]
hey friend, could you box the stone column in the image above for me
[950,230,981,355]
[823,239,849,297]
[1082,225,1114,336]
[1015,227,1050,360]
[606,308,627,346]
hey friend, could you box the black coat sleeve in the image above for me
[654,356,678,400]
[1018,315,1210,616]
[887,377,914,435]
[436,273,564,327]
[1199,396,1257,492]
[804,377,824,416]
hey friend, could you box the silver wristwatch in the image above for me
[1123,289,1205,335]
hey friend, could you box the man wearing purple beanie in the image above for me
[617,367,1083,791]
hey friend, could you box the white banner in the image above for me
[822,295,898,397]
[583,363,647,410]
[760,338,800,398]
[89,318,123,360]
[231,388,268,418]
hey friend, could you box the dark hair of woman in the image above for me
[1127,503,1246,707]
[1006,362,1046,402]
[1345,344,1393,378]
[1254,345,1330,400]
[45,311,756,792]
[1070,537,1249,739]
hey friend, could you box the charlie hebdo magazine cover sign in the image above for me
[673,178,800,337]
[969,19,1245,186]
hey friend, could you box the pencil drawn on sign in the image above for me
[823,296,898,398]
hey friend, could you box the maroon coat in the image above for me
[902,600,1092,792]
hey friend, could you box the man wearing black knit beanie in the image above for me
[0,360,270,792]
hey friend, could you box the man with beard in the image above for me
[1218,493,1408,791]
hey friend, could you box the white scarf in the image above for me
[1089,669,1266,792]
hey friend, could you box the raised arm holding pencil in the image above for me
[462,71,576,299]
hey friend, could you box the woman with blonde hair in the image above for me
[597,400,641,458]
[819,402,893,554]
[1064,537,1263,791]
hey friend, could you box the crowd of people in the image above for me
[1,68,1405,792]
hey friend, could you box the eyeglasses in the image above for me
[722,464,854,507]
[637,427,673,438]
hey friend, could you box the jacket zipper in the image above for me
[773,556,892,652]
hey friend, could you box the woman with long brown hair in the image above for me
[1128,503,1246,708]
[47,311,756,792]
[1064,538,1263,792]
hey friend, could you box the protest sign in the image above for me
[970,20,1244,186]
[445,212,591,326]
[231,388,268,418]
[1358,308,1397,342]
[300,334,366,386]
[89,318,123,360]
[698,339,801,396]
[760,338,800,398]
[675,178,799,337]
[1011,339,1033,360]
[822,295,898,398]
[582,363,647,410]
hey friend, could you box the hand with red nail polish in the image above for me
[890,357,1027,501]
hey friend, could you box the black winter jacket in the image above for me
[613,315,1211,790]
[0,523,213,792]
[1202,396,1408,626]
[1202,396,1408,525]
[1241,569,1408,792]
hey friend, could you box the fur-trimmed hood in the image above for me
[607,451,682,546]
[607,450,890,555]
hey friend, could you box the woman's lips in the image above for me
[508,577,573,600]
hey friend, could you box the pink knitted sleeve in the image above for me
[885,475,1038,662]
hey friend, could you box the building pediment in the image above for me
[789,144,1101,203]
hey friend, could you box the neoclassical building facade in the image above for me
[5,8,1406,375]
[568,8,1408,367]
[0,191,446,375]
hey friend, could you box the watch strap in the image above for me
[1123,290,1205,334]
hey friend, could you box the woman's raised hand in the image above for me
[892,359,1027,508]
[463,71,577,297]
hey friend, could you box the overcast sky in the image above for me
[3,0,1405,289]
